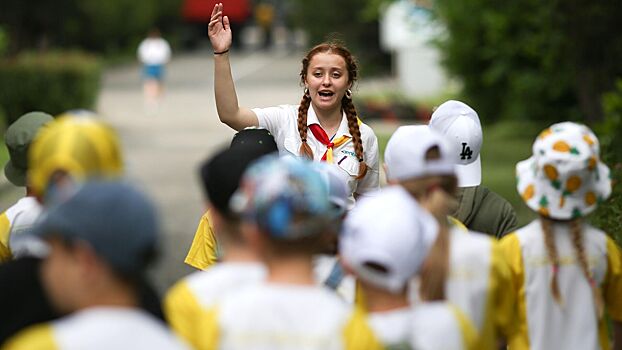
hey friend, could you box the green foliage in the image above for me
[0,0,182,56]
[434,0,622,124]
[0,51,102,125]
[0,27,7,57]
[591,80,622,245]
[289,0,390,75]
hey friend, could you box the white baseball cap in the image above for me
[384,125,455,182]
[340,186,438,293]
[429,100,482,187]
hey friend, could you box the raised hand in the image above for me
[208,3,232,53]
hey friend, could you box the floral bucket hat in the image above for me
[516,122,611,220]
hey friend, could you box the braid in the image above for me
[419,224,449,301]
[570,219,604,319]
[541,217,563,305]
[342,97,368,179]
[297,94,314,160]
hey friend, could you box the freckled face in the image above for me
[305,52,350,112]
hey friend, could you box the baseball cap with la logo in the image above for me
[429,100,483,187]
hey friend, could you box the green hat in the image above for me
[4,112,54,186]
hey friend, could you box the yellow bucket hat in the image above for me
[28,115,123,197]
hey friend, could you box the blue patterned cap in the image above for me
[230,155,333,239]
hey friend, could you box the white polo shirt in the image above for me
[252,104,380,207]
[4,307,189,350]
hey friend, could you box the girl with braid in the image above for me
[208,3,379,207]
[500,122,622,350]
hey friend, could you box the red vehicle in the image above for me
[181,0,251,49]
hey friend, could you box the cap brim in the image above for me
[455,155,481,187]
[4,161,26,187]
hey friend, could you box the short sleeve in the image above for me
[196,307,221,350]
[490,240,519,340]
[184,211,219,270]
[354,124,379,196]
[449,305,477,350]
[342,308,383,350]
[2,324,58,350]
[163,281,202,349]
[252,105,296,142]
[604,237,622,321]
[0,213,12,263]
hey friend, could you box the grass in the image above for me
[375,119,548,227]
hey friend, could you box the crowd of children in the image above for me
[0,3,620,349]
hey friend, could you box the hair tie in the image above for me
[302,138,307,142]
[214,49,229,55]
[358,158,364,162]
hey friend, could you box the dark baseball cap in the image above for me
[200,128,278,219]
[34,180,159,275]
[4,111,54,186]
[230,127,278,154]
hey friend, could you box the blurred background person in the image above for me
[0,114,163,346]
[429,100,518,238]
[341,185,476,349]
[2,181,188,350]
[184,128,278,270]
[384,125,517,349]
[166,130,277,349]
[500,122,622,350]
[0,111,53,263]
[254,0,275,50]
[193,156,380,349]
[137,28,171,112]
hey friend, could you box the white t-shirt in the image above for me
[412,302,474,350]
[164,262,266,349]
[252,104,380,208]
[0,197,47,259]
[501,220,622,350]
[137,37,171,66]
[368,304,474,350]
[207,283,352,350]
[5,307,188,350]
[408,226,515,350]
[368,308,413,348]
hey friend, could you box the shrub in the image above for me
[0,51,102,125]
[591,80,622,245]
[434,0,622,124]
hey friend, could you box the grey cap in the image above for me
[34,180,159,275]
[4,111,54,186]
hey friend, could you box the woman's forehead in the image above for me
[308,52,347,69]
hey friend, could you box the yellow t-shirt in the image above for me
[500,220,622,350]
[184,211,219,270]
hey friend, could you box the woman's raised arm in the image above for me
[208,3,258,131]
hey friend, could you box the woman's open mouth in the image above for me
[318,90,335,99]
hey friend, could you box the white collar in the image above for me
[306,105,352,138]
